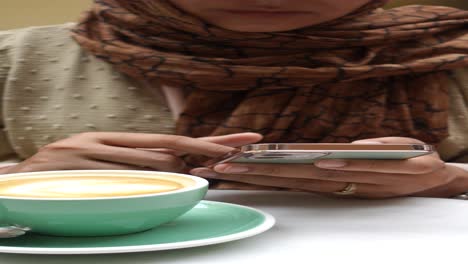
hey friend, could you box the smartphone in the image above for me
[205,143,434,166]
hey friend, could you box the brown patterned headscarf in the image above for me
[72,0,468,144]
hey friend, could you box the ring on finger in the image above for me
[332,182,357,196]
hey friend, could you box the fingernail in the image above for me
[315,160,347,168]
[352,140,382,144]
[190,168,218,177]
[214,164,250,173]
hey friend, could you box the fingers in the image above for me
[210,163,390,183]
[75,160,150,171]
[190,167,346,193]
[38,136,185,172]
[32,132,260,173]
[10,158,145,173]
[193,164,383,184]
[145,133,263,157]
[190,167,383,197]
[352,137,439,159]
[314,157,445,174]
[74,132,235,157]
[352,137,425,144]
[198,133,263,147]
[87,145,186,172]
[199,161,445,185]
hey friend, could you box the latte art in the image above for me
[0,175,192,198]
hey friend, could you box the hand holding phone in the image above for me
[205,143,434,166]
[193,140,458,200]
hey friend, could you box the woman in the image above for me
[0,0,467,198]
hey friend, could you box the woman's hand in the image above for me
[2,132,262,174]
[191,137,468,199]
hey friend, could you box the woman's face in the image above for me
[169,0,371,32]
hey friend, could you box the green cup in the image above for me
[0,170,208,237]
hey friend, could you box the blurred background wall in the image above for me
[1,1,92,30]
[1,0,467,30]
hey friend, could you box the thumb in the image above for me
[198,133,263,147]
[352,137,425,144]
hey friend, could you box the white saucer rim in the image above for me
[0,200,275,255]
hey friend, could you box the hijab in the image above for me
[72,0,468,144]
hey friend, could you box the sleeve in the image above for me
[436,67,468,163]
[0,30,21,164]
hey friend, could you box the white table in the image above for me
[1,190,468,264]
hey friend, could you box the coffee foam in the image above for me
[0,175,192,198]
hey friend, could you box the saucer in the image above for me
[0,201,274,255]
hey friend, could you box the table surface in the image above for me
[1,190,468,264]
